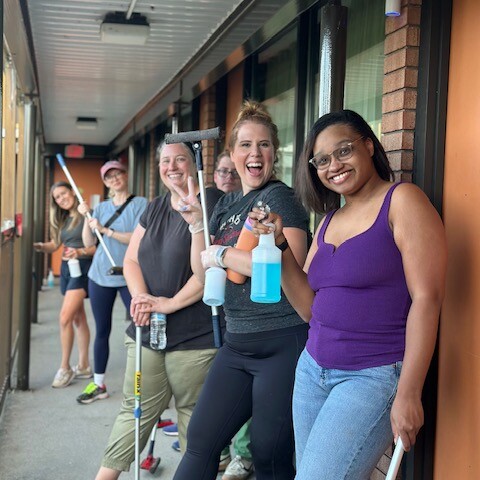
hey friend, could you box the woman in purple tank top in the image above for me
[251,110,447,479]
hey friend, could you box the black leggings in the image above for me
[88,278,131,374]
[173,323,308,480]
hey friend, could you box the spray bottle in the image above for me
[250,224,281,303]
[47,269,55,288]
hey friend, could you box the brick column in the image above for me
[148,133,157,201]
[373,4,422,478]
[382,0,421,182]
[199,85,217,186]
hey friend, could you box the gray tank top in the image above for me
[60,217,84,249]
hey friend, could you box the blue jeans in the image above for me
[292,349,402,480]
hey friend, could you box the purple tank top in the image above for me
[306,183,411,370]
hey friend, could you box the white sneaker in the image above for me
[218,452,231,472]
[222,455,254,480]
[52,368,75,388]
[73,365,93,379]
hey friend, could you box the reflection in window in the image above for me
[313,0,384,134]
[343,0,384,136]
[252,27,297,187]
[310,0,384,212]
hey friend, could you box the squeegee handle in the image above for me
[56,154,85,203]
[55,154,117,267]
[385,437,405,480]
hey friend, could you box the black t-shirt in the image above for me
[209,181,311,333]
[126,187,224,350]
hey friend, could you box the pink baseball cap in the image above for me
[100,160,127,180]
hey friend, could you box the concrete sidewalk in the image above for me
[0,283,232,480]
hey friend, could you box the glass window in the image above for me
[312,0,384,134]
[343,0,384,136]
[305,0,384,215]
[252,27,297,187]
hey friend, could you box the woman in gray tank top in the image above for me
[34,181,95,389]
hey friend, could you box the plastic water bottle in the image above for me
[47,269,55,288]
[68,258,82,278]
[250,226,281,303]
[150,313,167,350]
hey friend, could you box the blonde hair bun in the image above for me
[236,100,273,124]
[229,100,279,152]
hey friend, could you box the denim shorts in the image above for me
[60,258,92,296]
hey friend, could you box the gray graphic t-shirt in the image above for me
[209,181,311,333]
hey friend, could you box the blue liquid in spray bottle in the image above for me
[47,269,55,288]
[250,212,282,304]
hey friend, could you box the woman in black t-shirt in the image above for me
[95,142,223,479]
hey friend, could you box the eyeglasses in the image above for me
[104,171,125,181]
[309,137,364,170]
[216,168,239,179]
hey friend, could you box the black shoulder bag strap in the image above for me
[104,194,136,230]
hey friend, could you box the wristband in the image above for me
[108,228,115,238]
[215,246,230,268]
[276,238,289,252]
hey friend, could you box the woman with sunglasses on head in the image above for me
[251,110,447,479]
[34,181,95,388]
[76,160,148,404]
[173,100,310,480]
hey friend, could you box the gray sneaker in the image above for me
[52,368,75,388]
[222,455,254,480]
[76,382,109,404]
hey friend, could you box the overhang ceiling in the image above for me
[7,0,292,148]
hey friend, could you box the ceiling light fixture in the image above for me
[76,117,98,130]
[100,11,150,45]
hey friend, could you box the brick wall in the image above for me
[382,0,422,183]
[148,133,157,201]
[372,1,423,478]
[199,85,217,186]
[371,442,401,480]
